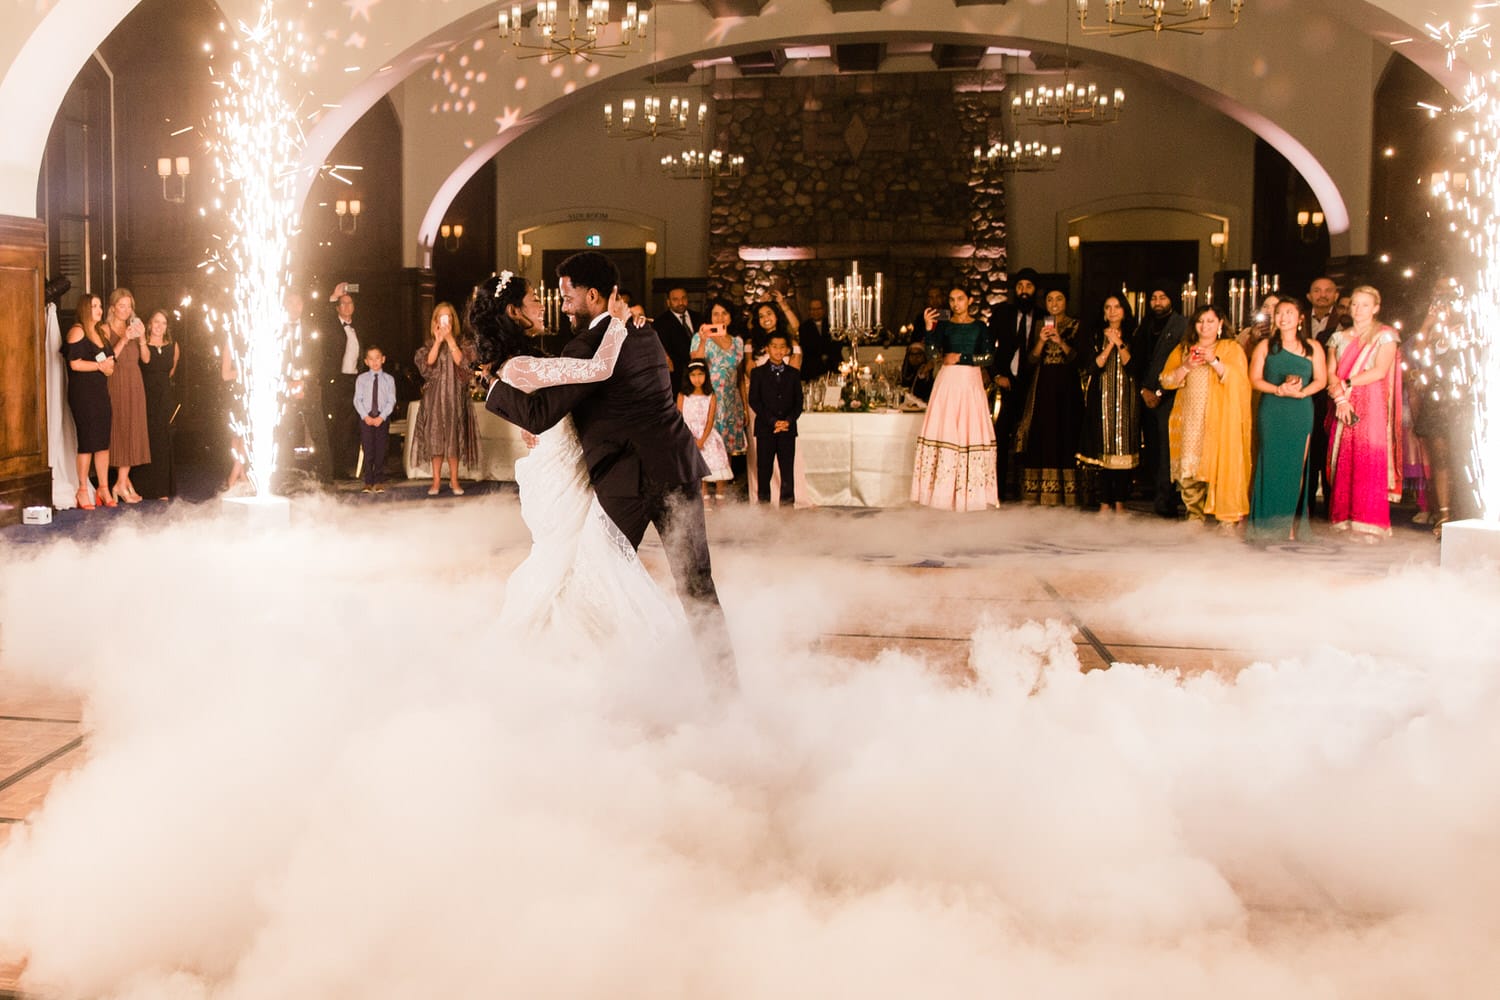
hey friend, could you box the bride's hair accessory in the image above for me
[469,271,535,368]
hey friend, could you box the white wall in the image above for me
[1002,68,1256,278]
[487,78,713,300]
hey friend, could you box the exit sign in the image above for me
[585,234,601,247]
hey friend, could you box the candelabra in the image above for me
[1225,264,1281,330]
[497,1,647,62]
[827,263,883,347]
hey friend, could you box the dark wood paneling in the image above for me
[0,216,50,522]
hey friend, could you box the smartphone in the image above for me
[345,283,360,294]
[1044,316,1056,329]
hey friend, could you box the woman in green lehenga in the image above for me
[1248,298,1327,540]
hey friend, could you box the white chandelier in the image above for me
[605,95,707,141]
[497,1,647,62]
[1012,82,1124,127]
[974,140,1063,173]
[661,148,745,181]
[1077,0,1245,37]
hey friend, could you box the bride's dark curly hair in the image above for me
[466,272,543,368]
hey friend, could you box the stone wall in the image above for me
[707,72,1008,331]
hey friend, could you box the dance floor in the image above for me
[0,491,1489,998]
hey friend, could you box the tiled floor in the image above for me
[0,494,1445,998]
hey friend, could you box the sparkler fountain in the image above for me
[204,2,312,525]
[1426,14,1500,567]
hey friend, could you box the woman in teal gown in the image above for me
[1248,298,1328,540]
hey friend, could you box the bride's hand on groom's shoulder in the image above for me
[521,430,539,448]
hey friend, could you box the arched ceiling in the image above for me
[0,0,1486,247]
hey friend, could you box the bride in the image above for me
[467,272,684,644]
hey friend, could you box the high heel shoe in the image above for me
[1433,507,1452,540]
[97,487,118,508]
[120,486,142,504]
[76,487,95,511]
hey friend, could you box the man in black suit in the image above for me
[485,252,737,692]
[653,286,698,397]
[797,296,837,382]
[747,332,802,506]
[322,281,363,479]
[987,267,1046,500]
[1134,282,1187,517]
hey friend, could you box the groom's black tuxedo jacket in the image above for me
[485,317,709,499]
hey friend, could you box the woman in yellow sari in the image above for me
[1159,304,1253,526]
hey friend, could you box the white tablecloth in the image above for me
[402,401,922,507]
[402,400,530,482]
[796,411,923,508]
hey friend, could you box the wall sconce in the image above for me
[1296,210,1324,243]
[157,156,189,204]
[335,198,362,235]
[1210,230,1227,263]
[644,239,658,257]
[519,241,533,268]
[439,223,464,252]
[1067,234,1081,255]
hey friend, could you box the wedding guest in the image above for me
[744,296,804,502]
[63,294,114,509]
[988,267,1046,500]
[746,298,803,369]
[690,299,748,459]
[1248,298,1327,541]
[1014,288,1083,506]
[654,286,698,397]
[912,285,999,511]
[678,361,733,506]
[1304,277,1342,518]
[1159,305,1253,527]
[134,310,179,500]
[413,301,478,497]
[1077,294,1139,513]
[101,287,149,503]
[1407,284,1475,537]
[1134,282,1187,518]
[1236,292,1280,357]
[748,333,802,507]
[354,345,396,494]
[899,341,935,402]
[324,282,363,478]
[799,296,837,381]
[1325,286,1402,541]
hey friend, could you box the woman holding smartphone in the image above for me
[1014,288,1083,506]
[1159,304,1253,527]
[1324,286,1401,540]
[1247,298,1327,540]
[690,298,748,459]
[1076,294,1140,513]
[63,294,115,509]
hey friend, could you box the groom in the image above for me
[484,252,738,692]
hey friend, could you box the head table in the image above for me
[401,401,923,508]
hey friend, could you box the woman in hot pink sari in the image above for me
[1325,285,1402,540]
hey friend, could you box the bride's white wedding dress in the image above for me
[494,318,684,643]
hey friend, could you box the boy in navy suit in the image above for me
[748,333,802,506]
[353,345,396,493]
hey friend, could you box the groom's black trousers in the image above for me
[600,478,739,691]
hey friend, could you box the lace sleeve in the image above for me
[500,316,628,394]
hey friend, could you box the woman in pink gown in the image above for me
[1325,285,1402,540]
